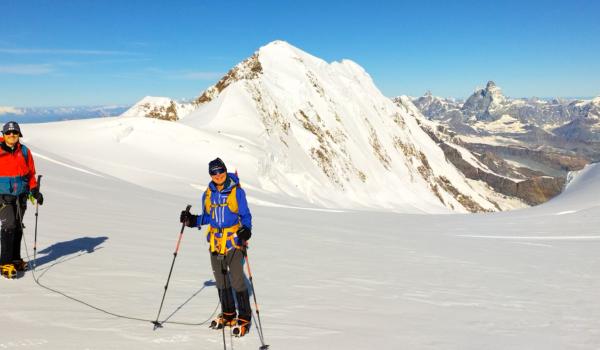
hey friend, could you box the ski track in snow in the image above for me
[555,210,578,215]
[456,234,600,241]
[32,152,104,178]
[247,197,346,212]
[0,339,50,348]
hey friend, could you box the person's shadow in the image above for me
[33,236,108,269]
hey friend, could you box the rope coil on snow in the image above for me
[21,236,219,327]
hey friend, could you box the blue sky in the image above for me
[1,0,599,107]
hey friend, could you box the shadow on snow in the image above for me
[34,236,108,268]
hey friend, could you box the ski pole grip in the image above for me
[184,204,191,213]
[37,175,43,189]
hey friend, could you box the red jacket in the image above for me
[0,137,38,196]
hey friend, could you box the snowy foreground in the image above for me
[1,149,600,349]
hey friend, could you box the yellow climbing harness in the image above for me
[204,186,242,255]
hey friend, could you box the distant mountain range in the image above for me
[0,105,130,124]
[386,82,597,208]
[407,81,600,144]
[403,82,600,169]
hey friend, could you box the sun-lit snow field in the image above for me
[1,124,599,349]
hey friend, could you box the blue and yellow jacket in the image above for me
[196,173,252,254]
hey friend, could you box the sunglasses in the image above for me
[3,131,19,136]
[209,168,226,176]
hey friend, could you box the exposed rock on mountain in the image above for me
[396,97,567,205]
[121,96,195,121]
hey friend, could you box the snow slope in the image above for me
[1,146,598,349]
[21,117,320,209]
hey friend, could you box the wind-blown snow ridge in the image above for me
[456,234,600,240]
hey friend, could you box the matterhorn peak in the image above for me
[461,80,506,120]
[484,80,504,99]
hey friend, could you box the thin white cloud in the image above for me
[0,106,23,115]
[145,67,223,81]
[0,48,137,56]
[0,64,54,75]
[52,57,152,67]
[180,71,223,80]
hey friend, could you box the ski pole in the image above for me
[219,256,228,350]
[243,244,269,350]
[32,175,42,270]
[152,204,191,330]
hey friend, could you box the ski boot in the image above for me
[1,264,17,279]
[209,312,236,330]
[12,259,29,272]
[232,317,251,337]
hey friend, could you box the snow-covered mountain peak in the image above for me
[131,96,173,108]
[485,80,506,101]
[121,96,195,121]
[181,42,522,212]
[485,80,497,90]
[462,81,507,121]
[407,92,462,121]
[258,40,309,60]
[257,40,369,86]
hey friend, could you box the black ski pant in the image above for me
[210,249,252,321]
[0,194,27,265]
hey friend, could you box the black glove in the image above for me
[30,187,44,205]
[236,226,252,241]
[179,210,198,228]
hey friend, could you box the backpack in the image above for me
[0,138,29,160]
[204,185,239,216]
[204,182,243,254]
